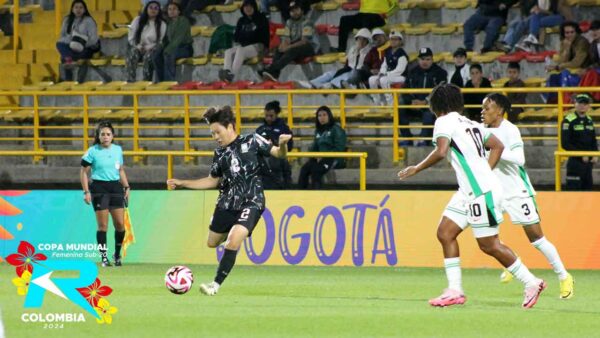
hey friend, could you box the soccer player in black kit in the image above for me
[167,106,292,295]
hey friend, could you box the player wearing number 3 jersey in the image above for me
[398,84,546,309]
[482,93,573,299]
[167,106,292,296]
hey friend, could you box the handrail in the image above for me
[0,150,369,190]
[554,150,600,191]
[1,87,598,164]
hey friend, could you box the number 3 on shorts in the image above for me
[239,208,250,221]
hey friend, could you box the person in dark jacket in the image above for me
[298,106,347,189]
[399,48,447,146]
[255,101,294,189]
[561,94,598,190]
[463,0,518,53]
[504,61,527,122]
[153,2,193,82]
[219,0,270,82]
[463,63,492,121]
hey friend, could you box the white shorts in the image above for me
[442,190,503,238]
[502,196,540,226]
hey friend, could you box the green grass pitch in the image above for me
[1,264,599,338]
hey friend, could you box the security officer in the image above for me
[561,94,598,190]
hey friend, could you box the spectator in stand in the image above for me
[344,27,389,89]
[260,1,317,81]
[368,30,408,106]
[464,63,492,121]
[126,1,166,82]
[153,2,193,82]
[503,62,527,122]
[298,106,347,190]
[0,12,12,36]
[142,0,169,9]
[56,0,100,81]
[578,20,600,101]
[256,101,294,189]
[463,0,518,53]
[219,0,269,83]
[337,0,395,52]
[260,0,321,22]
[545,21,592,101]
[297,28,371,89]
[447,47,470,87]
[513,0,564,52]
[399,47,447,146]
[561,94,598,190]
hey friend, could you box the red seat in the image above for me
[197,81,226,90]
[171,81,203,90]
[580,20,591,33]
[497,51,527,63]
[316,24,330,34]
[525,53,549,63]
[272,81,294,89]
[248,81,276,89]
[294,56,314,64]
[342,2,360,10]
[222,81,253,90]
[327,26,340,36]
[391,83,404,89]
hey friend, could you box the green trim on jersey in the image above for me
[446,206,468,215]
[518,166,535,197]
[510,143,524,150]
[451,147,483,197]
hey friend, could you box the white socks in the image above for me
[507,258,539,288]
[532,236,568,280]
[444,257,463,293]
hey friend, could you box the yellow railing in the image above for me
[0,87,598,163]
[554,150,600,191]
[0,150,368,190]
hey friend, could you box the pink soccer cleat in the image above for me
[429,289,466,307]
[522,280,547,309]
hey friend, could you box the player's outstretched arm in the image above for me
[270,134,292,158]
[167,175,220,190]
[485,134,505,169]
[398,137,450,180]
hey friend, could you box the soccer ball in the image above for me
[164,266,194,294]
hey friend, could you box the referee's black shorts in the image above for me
[89,180,125,211]
[209,207,264,236]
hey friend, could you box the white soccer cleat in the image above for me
[199,281,220,296]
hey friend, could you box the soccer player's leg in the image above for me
[429,193,468,307]
[507,196,573,298]
[471,192,546,308]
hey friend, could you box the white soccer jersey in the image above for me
[432,112,501,198]
[487,120,536,199]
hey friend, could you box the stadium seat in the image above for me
[201,27,217,37]
[171,81,203,90]
[45,81,78,91]
[397,1,418,9]
[248,81,276,89]
[523,77,546,87]
[314,1,339,10]
[121,81,152,91]
[404,26,431,35]
[96,81,128,91]
[100,27,128,39]
[197,81,226,90]
[315,24,331,35]
[471,52,503,63]
[146,82,178,91]
[341,2,359,10]
[210,56,225,65]
[431,25,456,35]
[272,81,294,89]
[214,3,240,12]
[418,0,444,9]
[445,0,470,9]
[190,26,207,37]
[188,56,209,65]
[327,26,340,36]
[315,53,341,64]
[498,52,527,63]
[222,81,253,90]
[491,77,509,88]
[245,56,260,65]
[76,81,105,91]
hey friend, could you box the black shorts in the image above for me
[89,180,125,211]
[209,207,264,236]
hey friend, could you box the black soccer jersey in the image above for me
[210,133,273,210]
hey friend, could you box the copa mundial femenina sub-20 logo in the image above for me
[6,241,118,325]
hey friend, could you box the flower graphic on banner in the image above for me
[77,278,113,307]
[12,270,32,296]
[94,298,118,324]
[5,240,118,325]
[5,241,47,277]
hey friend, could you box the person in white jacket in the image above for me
[298,28,372,89]
[447,47,470,87]
[126,1,166,82]
[368,30,408,106]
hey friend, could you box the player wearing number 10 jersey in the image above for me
[167,106,292,296]
[482,93,574,299]
[398,84,546,308]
